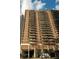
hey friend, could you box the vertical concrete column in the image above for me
[47,11,58,39]
[34,47,36,58]
[47,45,49,50]
[28,44,30,59]
[23,10,29,43]
[20,48,22,54]
[41,45,43,54]
[53,45,56,51]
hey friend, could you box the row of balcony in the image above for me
[38,11,54,43]
[24,11,57,44]
[28,11,37,42]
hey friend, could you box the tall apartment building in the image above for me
[20,10,59,59]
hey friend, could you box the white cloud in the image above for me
[56,0,59,3]
[21,0,46,15]
[21,0,33,15]
[55,4,59,10]
[33,0,46,10]
[55,0,59,10]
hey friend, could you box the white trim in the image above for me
[21,43,30,45]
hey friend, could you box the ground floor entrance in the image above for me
[20,49,59,59]
[20,44,59,59]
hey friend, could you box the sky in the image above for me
[32,0,58,10]
[20,0,59,15]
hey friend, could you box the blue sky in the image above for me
[32,0,57,10]
[20,0,59,15]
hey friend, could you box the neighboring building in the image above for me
[20,10,59,59]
